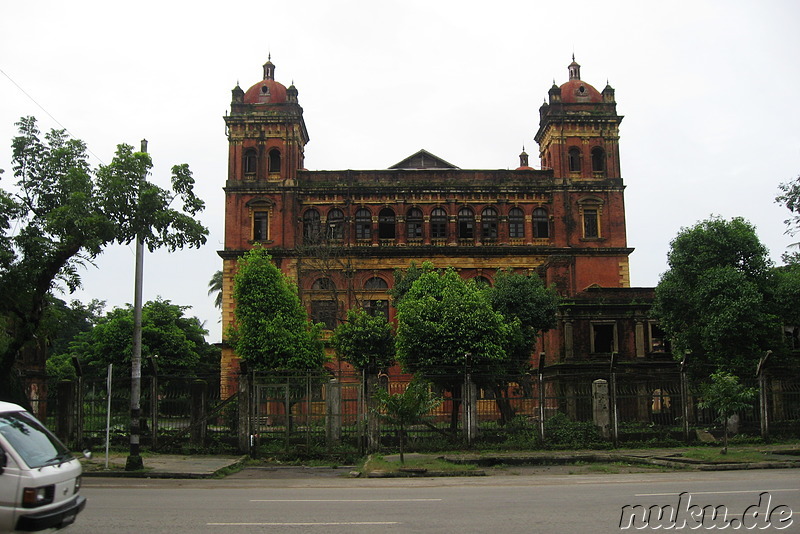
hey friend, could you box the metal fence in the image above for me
[35,364,800,455]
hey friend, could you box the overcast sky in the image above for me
[2,1,799,343]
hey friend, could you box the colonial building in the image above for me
[218,57,666,395]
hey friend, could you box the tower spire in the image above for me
[568,55,581,80]
[263,56,275,80]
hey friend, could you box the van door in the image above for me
[0,446,23,532]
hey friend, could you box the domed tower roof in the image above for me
[243,56,289,104]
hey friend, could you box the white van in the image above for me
[0,401,86,532]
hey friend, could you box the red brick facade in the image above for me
[218,57,661,396]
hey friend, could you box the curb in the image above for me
[81,455,248,479]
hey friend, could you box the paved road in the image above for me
[78,469,799,533]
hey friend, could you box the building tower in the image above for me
[219,58,309,392]
[535,57,631,294]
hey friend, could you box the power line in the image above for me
[1,66,105,165]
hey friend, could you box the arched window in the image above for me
[355,208,372,240]
[430,208,447,239]
[268,149,281,173]
[406,208,423,239]
[568,147,581,172]
[303,209,321,244]
[312,277,335,290]
[327,208,344,240]
[364,277,388,290]
[533,208,549,239]
[591,147,605,173]
[243,149,257,175]
[508,208,524,238]
[481,207,498,240]
[473,275,491,287]
[458,207,475,239]
[378,208,396,239]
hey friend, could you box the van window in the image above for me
[0,411,71,468]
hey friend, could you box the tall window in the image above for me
[568,147,581,172]
[268,149,281,173]
[311,300,338,330]
[253,211,268,241]
[327,208,344,240]
[583,208,599,238]
[303,209,321,244]
[591,323,617,353]
[508,208,524,238]
[406,208,423,239]
[533,208,549,238]
[458,207,475,239]
[591,147,605,173]
[364,299,389,320]
[378,208,396,239]
[481,207,498,241]
[355,208,372,240]
[243,149,257,175]
[430,208,447,239]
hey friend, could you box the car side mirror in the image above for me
[0,448,6,475]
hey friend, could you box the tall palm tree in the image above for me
[208,270,223,309]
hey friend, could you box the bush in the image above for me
[543,413,605,449]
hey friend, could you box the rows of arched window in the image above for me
[301,206,552,244]
[243,148,281,176]
[567,146,606,174]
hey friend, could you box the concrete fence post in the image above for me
[190,379,207,445]
[237,373,251,455]
[592,379,611,439]
[56,380,76,447]
[325,379,342,445]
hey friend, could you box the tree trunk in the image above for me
[492,384,516,425]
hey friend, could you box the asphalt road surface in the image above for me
[77,469,799,533]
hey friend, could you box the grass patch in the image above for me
[680,448,776,463]
[361,454,477,475]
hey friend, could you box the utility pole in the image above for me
[125,139,147,471]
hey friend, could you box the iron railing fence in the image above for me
[36,365,800,453]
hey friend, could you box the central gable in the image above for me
[389,149,459,170]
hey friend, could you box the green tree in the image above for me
[485,270,559,422]
[67,298,219,379]
[331,308,395,373]
[228,247,325,375]
[697,371,757,454]
[777,175,800,259]
[373,379,440,463]
[388,261,438,307]
[43,298,106,380]
[0,117,208,401]
[653,217,780,378]
[395,267,517,429]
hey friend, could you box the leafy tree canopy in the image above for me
[0,117,208,394]
[65,298,219,379]
[777,175,800,264]
[653,216,780,377]
[395,267,517,382]
[228,246,325,375]
[331,308,395,372]
[487,269,559,339]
